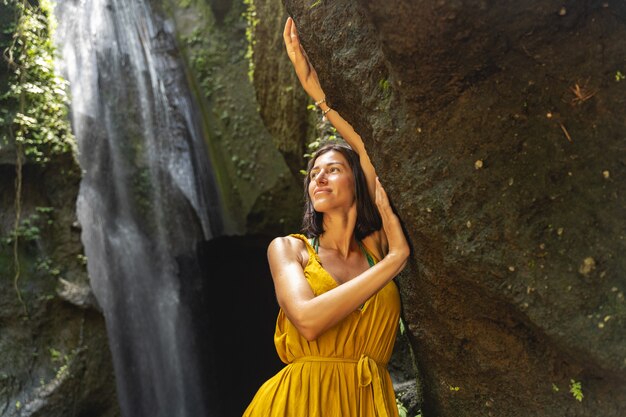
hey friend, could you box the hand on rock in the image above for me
[376,177,409,263]
[283,17,325,102]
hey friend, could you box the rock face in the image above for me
[0,2,119,416]
[244,0,314,178]
[0,156,119,417]
[278,0,626,416]
[163,0,303,236]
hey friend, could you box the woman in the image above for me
[243,17,409,417]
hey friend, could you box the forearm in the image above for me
[283,17,370,174]
[315,100,378,202]
[317,102,367,155]
[293,252,406,340]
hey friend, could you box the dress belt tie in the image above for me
[292,355,391,417]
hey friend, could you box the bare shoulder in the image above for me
[268,235,308,267]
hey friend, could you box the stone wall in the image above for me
[276,1,626,416]
[0,2,119,416]
[163,0,304,236]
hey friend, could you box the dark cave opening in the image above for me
[193,235,283,417]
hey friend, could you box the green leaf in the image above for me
[569,379,583,402]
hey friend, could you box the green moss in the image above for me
[182,27,225,97]
[132,166,154,217]
[379,78,392,99]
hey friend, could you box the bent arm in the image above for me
[269,236,407,341]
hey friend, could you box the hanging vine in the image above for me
[1,0,75,316]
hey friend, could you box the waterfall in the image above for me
[52,0,224,415]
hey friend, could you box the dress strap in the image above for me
[358,241,376,267]
[310,236,320,254]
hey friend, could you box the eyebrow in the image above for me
[310,161,346,171]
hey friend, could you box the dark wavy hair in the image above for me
[301,143,381,240]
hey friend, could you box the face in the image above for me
[308,150,356,213]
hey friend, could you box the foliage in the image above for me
[49,346,82,382]
[0,0,73,314]
[182,28,220,97]
[2,206,54,245]
[397,398,408,417]
[243,0,258,82]
[299,105,342,175]
[396,397,421,417]
[0,0,75,166]
[0,204,59,315]
[569,379,584,402]
[49,347,62,362]
[36,256,61,276]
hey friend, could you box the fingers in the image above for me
[283,17,301,63]
[283,17,322,96]
[376,178,397,229]
[375,178,409,259]
[290,17,299,42]
[375,177,391,210]
[283,17,291,47]
[283,18,294,59]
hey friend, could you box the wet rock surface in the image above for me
[0,158,119,417]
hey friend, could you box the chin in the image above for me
[312,203,328,213]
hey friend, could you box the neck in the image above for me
[319,207,358,259]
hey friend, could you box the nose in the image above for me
[313,170,328,183]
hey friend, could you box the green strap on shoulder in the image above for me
[359,241,375,267]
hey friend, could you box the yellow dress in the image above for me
[243,234,401,417]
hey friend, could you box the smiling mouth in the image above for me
[314,189,331,195]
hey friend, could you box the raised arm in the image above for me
[284,19,377,206]
[270,179,408,341]
[283,17,388,253]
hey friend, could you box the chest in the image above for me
[316,250,371,285]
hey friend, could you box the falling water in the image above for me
[52,0,224,415]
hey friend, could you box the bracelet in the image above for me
[314,97,326,107]
[322,107,332,116]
